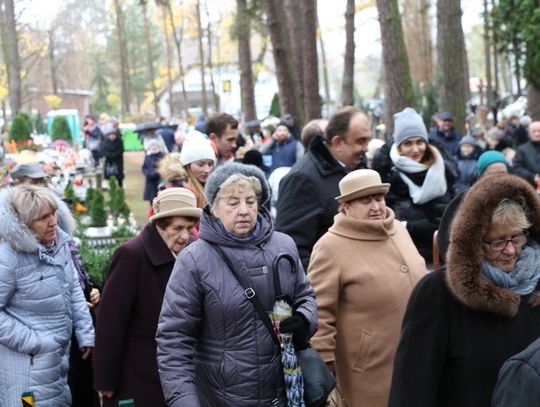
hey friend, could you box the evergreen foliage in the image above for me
[9,113,33,142]
[269,93,280,117]
[89,188,107,227]
[34,111,47,134]
[64,181,80,206]
[51,116,72,141]
[108,176,130,218]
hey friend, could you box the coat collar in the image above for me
[446,174,540,317]
[329,208,397,241]
[308,135,349,177]
[140,223,176,267]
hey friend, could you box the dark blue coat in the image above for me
[142,152,164,201]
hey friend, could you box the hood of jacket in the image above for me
[329,207,397,240]
[0,187,75,253]
[446,174,540,317]
[198,205,274,248]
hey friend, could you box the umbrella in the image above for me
[134,121,161,133]
[271,254,305,407]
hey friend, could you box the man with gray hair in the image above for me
[275,107,371,270]
[512,121,540,187]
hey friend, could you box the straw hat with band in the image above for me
[335,169,390,203]
[150,187,202,222]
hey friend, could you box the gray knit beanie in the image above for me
[393,107,428,147]
[205,162,270,206]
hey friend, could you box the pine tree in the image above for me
[51,116,72,141]
[9,113,33,142]
[34,111,47,134]
[90,188,107,227]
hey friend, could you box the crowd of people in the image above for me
[2,105,540,407]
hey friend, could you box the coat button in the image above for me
[400,265,409,273]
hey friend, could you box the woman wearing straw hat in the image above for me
[308,169,427,407]
[156,163,317,406]
[94,188,201,407]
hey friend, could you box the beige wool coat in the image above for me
[308,208,426,407]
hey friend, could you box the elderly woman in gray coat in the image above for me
[157,163,318,407]
[0,186,94,406]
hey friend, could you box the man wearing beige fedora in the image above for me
[94,188,201,406]
[308,169,426,407]
[276,107,371,270]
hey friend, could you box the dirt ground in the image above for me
[122,150,148,227]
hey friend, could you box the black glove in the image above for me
[407,218,437,240]
[279,312,310,350]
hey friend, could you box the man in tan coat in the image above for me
[308,169,427,407]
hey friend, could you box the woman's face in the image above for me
[213,184,258,237]
[156,216,195,255]
[31,205,57,244]
[399,137,427,162]
[342,194,387,220]
[189,160,215,184]
[483,223,527,272]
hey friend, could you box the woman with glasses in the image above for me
[388,174,540,407]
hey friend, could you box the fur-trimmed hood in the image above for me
[0,187,75,253]
[446,174,540,317]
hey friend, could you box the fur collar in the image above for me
[446,174,540,317]
[0,187,75,253]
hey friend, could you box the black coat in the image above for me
[142,152,164,201]
[512,141,540,186]
[372,143,456,263]
[101,135,124,181]
[492,337,540,407]
[94,223,175,407]
[275,135,365,270]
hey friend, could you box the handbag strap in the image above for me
[210,243,281,347]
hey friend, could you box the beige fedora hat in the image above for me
[335,169,390,202]
[150,187,202,222]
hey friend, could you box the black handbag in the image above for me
[211,244,336,407]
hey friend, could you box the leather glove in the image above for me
[407,218,437,240]
[280,312,310,350]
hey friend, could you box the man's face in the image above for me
[334,113,371,170]
[441,119,453,132]
[214,125,238,157]
[529,122,540,142]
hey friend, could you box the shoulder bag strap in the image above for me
[210,243,281,347]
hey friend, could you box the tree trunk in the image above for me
[528,85,540,121]
[436,0,468,134]
[196,1,208,117]
[161,5,174,117]
[113,0,131,116]
[283,0,304,110]
[48,30,59,95]
[1,0,22,115]
[341,0,355,106]
[483,0,493,109]
[402,0,433,83]
[265,0,301,121]
[302,0,320,120]
[376,0,416,137]
[205,1,219,111]
[141,1,160,117]
[166,2,189,117]
[237,0,257,121]
[318,16,331,117]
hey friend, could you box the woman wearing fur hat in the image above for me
[0,186,94,406]
[372,107,457,264]
[94,188,201,406]
[308,169,426,407]
[180,131,217,208]
[156,163,317,406]
[389,174,540,407]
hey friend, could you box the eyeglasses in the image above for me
[483,230,529,251]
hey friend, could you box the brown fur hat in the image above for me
[446,174,540,317]
[157,152,187,182]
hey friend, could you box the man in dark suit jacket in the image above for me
[275,107,370,271]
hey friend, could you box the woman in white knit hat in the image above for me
[180,131,217,208]
[372,107,457,264]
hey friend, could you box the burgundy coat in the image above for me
[94,223,175,407]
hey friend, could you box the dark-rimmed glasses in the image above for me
[483,230,529,251]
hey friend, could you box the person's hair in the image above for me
[10,185,58,227]
[154,215,197,230]
[185,165,208,208]
[210,174,262,212]
[398,141,436,167]
[301,119,326,150]
[324,107,362,146]
[491,198,531,229]
[205,113,238,137]
[157,153,187,182]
